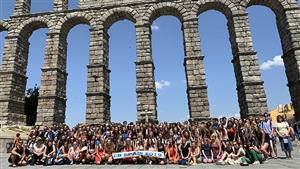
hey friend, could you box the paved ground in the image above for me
[1,146,299,169]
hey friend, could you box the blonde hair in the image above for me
[211,133,217,139]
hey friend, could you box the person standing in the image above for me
[260,113,277,159]
[275,115,293,159]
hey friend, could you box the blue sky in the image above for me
[1,1,299,127]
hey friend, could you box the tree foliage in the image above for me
[24,85,39,126]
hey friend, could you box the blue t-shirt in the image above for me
[260,120,272,134]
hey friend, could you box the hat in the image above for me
[37,137,42,141]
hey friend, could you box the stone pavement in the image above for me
[1,146,300,169]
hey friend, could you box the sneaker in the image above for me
[240,162,249,166]
[216,161,225,165]
[253,161,260,165]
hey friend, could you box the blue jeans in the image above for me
[279,136,293,152]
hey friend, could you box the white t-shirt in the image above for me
[274,122,289,136]
[33,143,46,154]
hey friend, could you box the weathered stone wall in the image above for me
[0,0,299,125]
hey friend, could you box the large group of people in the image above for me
[8,113,300,167]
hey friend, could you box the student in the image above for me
[241,143,264,166]
[114,138,124,164]
[30,137,46,166]
[68,142,80,164]
[121,138,136,164]
[166,139,179,164]
[135,139,146,164]
[23,142,33,164]
[86,140,96,164]
[274,115,293,159]
[55,142,70,165]
[189,141,200,165]
[201,138,213,163]
[227,120,236,142]
[145,139,158,164]
[8,140,27,167]
[13,133,21,148]
[95,143,107,165]
[104,138,115,164]
[44,140,56,165]
[211,133,222,161]
[225,141,245,165]
[260,113,274,159]
[79,146,89,164]
[216,141,233,165]
[157,139,166,165]
[178,137,191,165]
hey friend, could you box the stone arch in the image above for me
[44,11,98,125]
[241,0,297,14]
[96,7,140,123]
[143,2,188,25]
[241,0,298,53]
[15,16,53,39]
[0,20,10,32]
[190,0,270,118]
[4,16,53,126]
[241,0,300,121]
[55,11,98,37]
[191,0,241,21]
[141,2,189,122]
[100,7,140,31]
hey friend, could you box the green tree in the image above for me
[24,85,39,126]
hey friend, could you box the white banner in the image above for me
[112,151,164,159]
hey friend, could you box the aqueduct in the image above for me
[0,0,299,126]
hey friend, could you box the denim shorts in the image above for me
[279,136,293,152]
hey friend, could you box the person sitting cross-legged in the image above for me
[95,143,108,165]
[189,141,200,165]
[166,139,179,164]
[240,143,265,166]
[44,140,56,166]
[68,141,80,164]
[201,138,214,164]
[8,140,27,167]
[55,141,71,165]
[30,137,46,166]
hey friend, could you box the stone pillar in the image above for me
[280,7,300,122]
[135,24,157,122]
[36,33,67,126]
[14,0,31,15]
[182,18,210,121]
[0,35,28,125]
[53,0,68,11]
[86,29,111,124]
[229,13,268,118]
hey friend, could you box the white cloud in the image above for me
[216,113,240,119]
[234,113,240,118]
[260,55,284,70]
[155,80,171,89]
[151,25,160,31]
